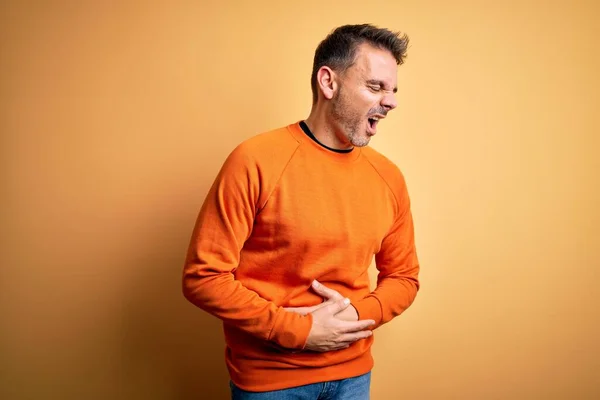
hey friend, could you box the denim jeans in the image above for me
[230,372,371,400]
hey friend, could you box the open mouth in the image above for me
[368,116,380,131]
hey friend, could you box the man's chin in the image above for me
[350,136,371,147]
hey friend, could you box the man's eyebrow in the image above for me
[366,79,398,93]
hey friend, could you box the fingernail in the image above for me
[343,298,350,305]
[312,280,319,287]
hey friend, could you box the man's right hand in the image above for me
[303,297,375,352]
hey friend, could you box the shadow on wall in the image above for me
[118,190,231,400]
[113,71,282,399]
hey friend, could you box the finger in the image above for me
[322,297,352,315]
[331,343,351,351]
[338,330,373,343]
[338,318,376,333]
[312,280,344,300]
[315,343,350,352]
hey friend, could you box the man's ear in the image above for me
[316,66,338,100]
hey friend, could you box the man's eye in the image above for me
[369,85,381,91]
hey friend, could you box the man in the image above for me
[183,24,420,399]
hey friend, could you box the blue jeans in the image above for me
[230,372,371,400]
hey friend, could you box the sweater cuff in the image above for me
[353,295,383,328]
[268,309,313,350]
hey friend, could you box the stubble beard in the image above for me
[331,88,371,148]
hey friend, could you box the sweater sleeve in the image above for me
[352,173,420,328]
[182,143,313,350]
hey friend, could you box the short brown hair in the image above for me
[310,24,409,104]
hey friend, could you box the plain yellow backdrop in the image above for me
[1,1,599,399]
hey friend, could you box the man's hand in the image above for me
[284,280,358,320]
[303,297,374,352]
[334,301,359,321]
[314,281,359,321]
[284,280,373,352]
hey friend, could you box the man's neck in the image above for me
[305,107,353,151]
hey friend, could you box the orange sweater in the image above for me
[182,121,420,392]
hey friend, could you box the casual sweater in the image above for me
[182,121,420,392]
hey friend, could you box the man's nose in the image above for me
[381,93,397,111]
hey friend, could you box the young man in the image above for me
[183,24,420,399]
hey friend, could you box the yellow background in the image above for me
[2,1,599,399]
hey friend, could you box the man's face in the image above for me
[330,43,398,147]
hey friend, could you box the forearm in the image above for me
[183,262,313,350]
[353,269,419,328]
